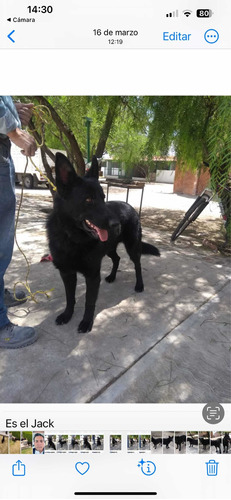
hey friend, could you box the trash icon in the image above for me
[206,459,219,476]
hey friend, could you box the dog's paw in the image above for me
[56,312,72,325]
[78,319,93,333]
[135,284,144,293]
[105,274,115,283]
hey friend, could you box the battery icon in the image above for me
[197,9,214,17]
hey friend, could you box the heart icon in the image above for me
[75,462,90,475]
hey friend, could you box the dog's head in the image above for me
[55,153,109,242]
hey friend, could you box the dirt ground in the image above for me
[141,207,230,254]
[35,198,228,254]
[19,185,230,255]
[0,439,9,454]
[9,441,20,454]
[4,189,229,405]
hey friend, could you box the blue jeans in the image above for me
[0,137,15,328]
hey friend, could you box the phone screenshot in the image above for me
[0,1,230,499]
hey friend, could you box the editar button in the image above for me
[163,32,191,41]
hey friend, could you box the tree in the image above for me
[146,96,231,244]
[18,95,230,243]
[21,95,149,193]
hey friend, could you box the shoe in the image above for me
[4,288,27,308]
[0,322,38,349]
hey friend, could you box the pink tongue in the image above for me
[95,226,108,242]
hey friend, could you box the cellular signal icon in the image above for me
[166,10,179,18]
[183,10,192,17]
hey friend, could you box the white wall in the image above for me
[156,170,175,184]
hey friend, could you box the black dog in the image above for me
[47,153,160,333]
[163,436,173,449]
[48,436,56,450]
[151,437,162,449]
[223,433,230,453]
[84,436,92,450]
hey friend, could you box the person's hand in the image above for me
[7,128,37,156]
[14,102,34,126]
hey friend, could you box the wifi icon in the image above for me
[183,10,192,17]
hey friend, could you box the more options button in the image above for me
[204,29,219,44]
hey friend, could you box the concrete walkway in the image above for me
[1,188,230,403]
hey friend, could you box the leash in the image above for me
[13,105,56,303]
[27,105,57,191]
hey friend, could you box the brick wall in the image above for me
[196,168,211,194]
[174,164,210,196]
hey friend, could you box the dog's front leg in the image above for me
[56,271,77,325]
[78,274,101,333]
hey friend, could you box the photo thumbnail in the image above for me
[151,432,162,454]
[21,432,33,454]
[45,434,57,453]
[0,432,9,454]
[110,435,122,451]
[186,432,199,454]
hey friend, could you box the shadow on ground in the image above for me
[0,193,230,403]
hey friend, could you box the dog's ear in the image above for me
[55,153,81,197]
[85,155,99,180]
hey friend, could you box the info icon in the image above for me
[138,459,156,476]
[202,403,224,424]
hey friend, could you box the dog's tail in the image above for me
[141,242,160,256]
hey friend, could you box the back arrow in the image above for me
[7,30,15,43]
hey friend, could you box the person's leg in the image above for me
[0,137,15,328]
[0,138,38,348]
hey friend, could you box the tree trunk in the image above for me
[40,147,56,200]
[29,120,56,199]
[219,185,231,246]
[95,97,121,158]
[33,96,86,175]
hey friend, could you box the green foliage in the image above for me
[16,96,231,207]
[146,96,231,242]
[207,96,231,190]
[15,96,230,182]
[11,432,20,440]
[34,96,101,155]
[146,96,218,169]
[108,113,147,171]
[146,96,231,183]
[22,432,32,444]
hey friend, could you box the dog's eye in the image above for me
[86,197,92,203]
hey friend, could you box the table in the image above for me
[100,179,145,217]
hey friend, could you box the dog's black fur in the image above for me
[151,437,162,449]
[175,434,186,452]
[84,436,92,450]
[163,436,173,449]
[211,438,221,454]
[187,437,198,447]
[48,436,56,450]
[223,433,230,453]
[47,153,160,333]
